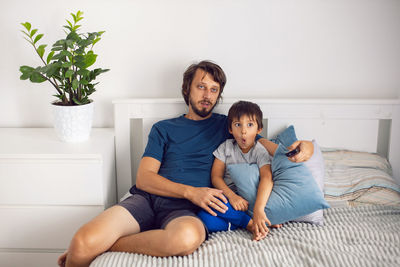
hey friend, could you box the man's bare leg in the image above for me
[58,205,140,267]
[109,216,206,256]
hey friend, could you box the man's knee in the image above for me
[67,227,99,263]
[166,218,205,256]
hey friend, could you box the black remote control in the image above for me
[285,146,300,157]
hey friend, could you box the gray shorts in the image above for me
[119,186,208,238]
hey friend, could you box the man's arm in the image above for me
[258,138,314,162]
[136,156,228,216]
[257,138,278,156]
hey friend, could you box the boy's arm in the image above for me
[212,158,249,211]
[252,164,273,236]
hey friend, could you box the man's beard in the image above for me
[189,97,216,118]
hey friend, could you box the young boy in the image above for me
[198,101,280,241]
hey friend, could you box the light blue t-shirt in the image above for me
[213,139,271,191]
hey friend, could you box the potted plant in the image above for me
[19,11,109,142]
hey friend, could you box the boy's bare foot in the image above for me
[246,219,269,241]
[252,227,269,241]
[57,250,68,267]
[271,224,282,228]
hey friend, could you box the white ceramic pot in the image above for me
[52,101,94,142]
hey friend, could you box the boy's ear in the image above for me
[257,128,263,134]
[229,128,233,134]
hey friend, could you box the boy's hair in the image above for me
[181,60,227,105]
[228,101,263,130]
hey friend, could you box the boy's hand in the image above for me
[252,209,271,240]
[229,193,249,211]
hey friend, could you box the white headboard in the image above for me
[113,98,400,200]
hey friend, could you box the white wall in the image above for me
[1,0,399,127]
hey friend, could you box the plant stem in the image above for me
[30,41,64,97]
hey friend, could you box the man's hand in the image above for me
[286,140,314,163]
[228,193,249,211]
[185,187,228,216]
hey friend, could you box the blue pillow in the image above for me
[227,144,330,225]
[270,125,298,147]
[272,125,327,225]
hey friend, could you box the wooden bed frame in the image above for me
[113,98,400,200]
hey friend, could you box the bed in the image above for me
[91,98,400,267]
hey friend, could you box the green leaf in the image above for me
[72,25,81,31]
[72,79,79,89]
[30,29,38,37]
[60,50,73,57]
[53,39,65,46]
[37,44,47,58]
[62,62,72,68]
[20,72,31,80]
[51,46,64,51]
[34,33,44,44]
[76,10,84,20]
[44,62,61,76]
[66,20,73,28]
[21,22,31,31]
[84,53,97,68]
[63,25,72,31]
[53,94,64,100]
[19,65,35,80]
[92,38,101,46]
[65,69,74,78]
[20,65,35,73]
[72,97,83,105]
[46,51,55,64]
[30,71,47,83]
[71,13,77,23]
[77,69,90,77]
[67,31,80,42]
[80,79,88,85]
[66,40,75,48]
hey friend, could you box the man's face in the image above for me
[188,69,220,119]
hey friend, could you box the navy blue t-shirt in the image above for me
[141,113,231,188]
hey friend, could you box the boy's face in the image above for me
[229,115,262,153]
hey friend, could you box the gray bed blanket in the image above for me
[90,205,400,267]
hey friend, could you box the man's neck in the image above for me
[184,112,212,121]
[184,106,213,121]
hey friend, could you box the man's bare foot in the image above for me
[58,250,68,267]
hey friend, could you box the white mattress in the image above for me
[90,205,400,267]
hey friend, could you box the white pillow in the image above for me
[292,140,325,225]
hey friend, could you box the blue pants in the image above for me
[197,200,251,233]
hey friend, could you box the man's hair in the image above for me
[228,101,263,130]
[181,60,227,105]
